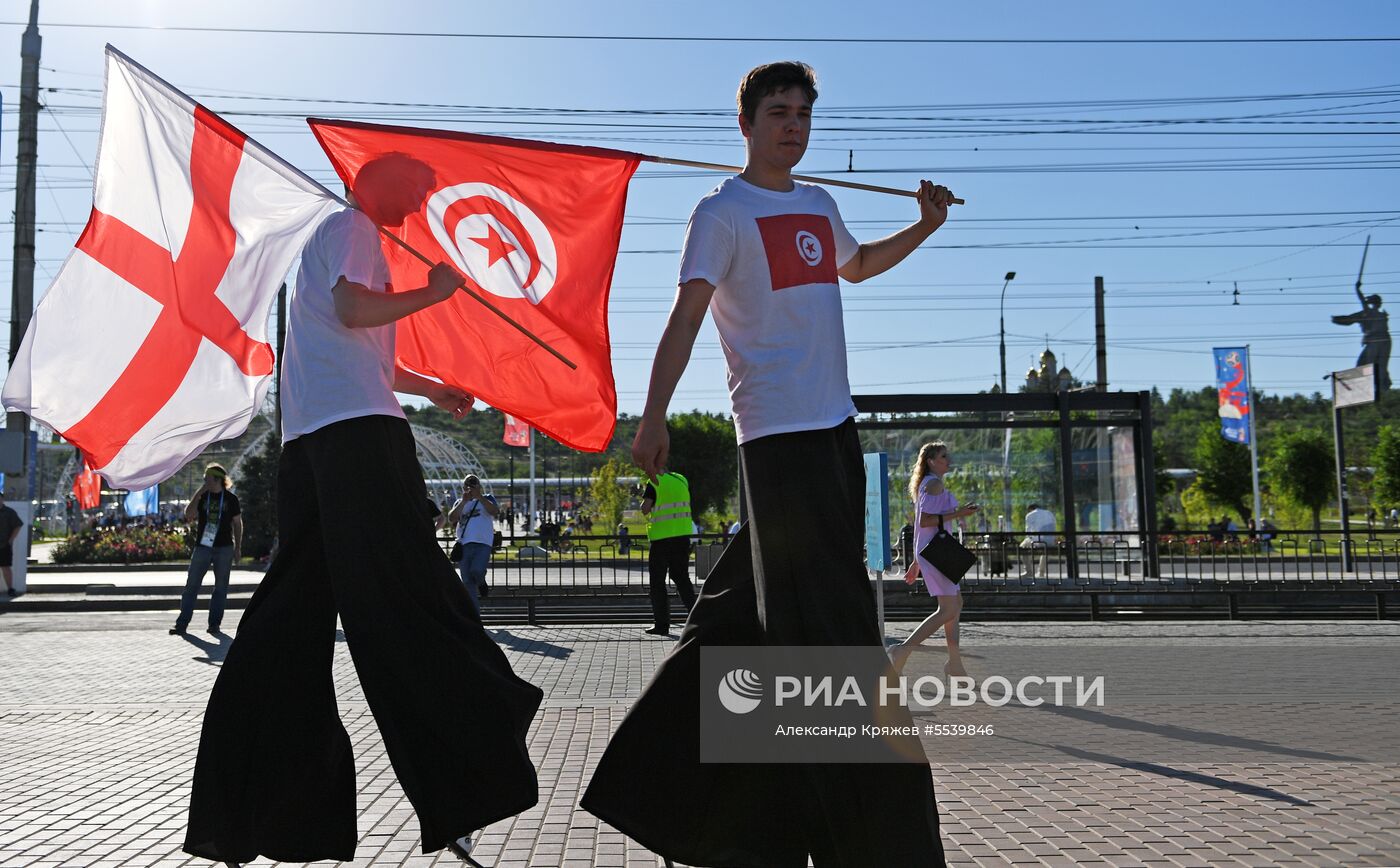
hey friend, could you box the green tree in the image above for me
[1009,427,1060,526]
[235,432,282,558]
[588,457,632,532]
[1373,425,1400,513]
[1265,428,1334,537]
[667,411,738,527]
[1192,421,1255,521]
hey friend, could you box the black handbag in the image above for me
[448,541,463,563]
[918,514,977,584]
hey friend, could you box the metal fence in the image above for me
[896,528,1400,589]
[440,532,729,594]
[450,528,1399,595]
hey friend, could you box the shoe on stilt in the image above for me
[447,833,487,867]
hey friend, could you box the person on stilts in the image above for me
[183,153,542,868]
[583,61,956,867]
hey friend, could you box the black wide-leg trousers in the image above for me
[183,415,542,863]
[583,419,945,868]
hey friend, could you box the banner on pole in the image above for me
[124,485,159,517]
[863,452,891,571]
[503,414,530,447]
[73,462,102,510]
[1213,347,1252,445]
[1332,364,1376,409]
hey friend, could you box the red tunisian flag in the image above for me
[308,120,639,452]
[503,414,530,447]
[1,47,338,489]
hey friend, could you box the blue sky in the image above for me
[2,0,1397,417]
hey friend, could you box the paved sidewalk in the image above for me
[0,614,1397,867]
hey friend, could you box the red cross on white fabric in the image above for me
[61,108,273,469]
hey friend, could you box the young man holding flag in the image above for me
[584,61,954,866]
[185,154,542,866]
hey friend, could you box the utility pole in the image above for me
[1094,277,1112,532]
[1094,276,1107,392]
[6,0,41,502]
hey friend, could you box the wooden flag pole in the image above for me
[308,179,577,370]
[370,226,578,370]
[642,155,966,204]
[311,147,961,375]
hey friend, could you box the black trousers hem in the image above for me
[184,416,541,862]
[584,420,945,867]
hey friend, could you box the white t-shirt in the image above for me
[679,177,859,444]
[455,495,498,546]
[1024,508,1057,542]
[281,209,405,442]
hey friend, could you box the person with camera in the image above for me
[889,442,979,676]
[171,463,242,636]
[448,474,499,613]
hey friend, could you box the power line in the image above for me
[2,22,1398,44]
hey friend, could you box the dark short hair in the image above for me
[737,61,818,122]
[1028,503,1040,511]
[464,474,480,486]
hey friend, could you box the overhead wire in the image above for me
[1,22,1397,44]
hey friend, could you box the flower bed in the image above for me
[1156,534,1263,556]
[52,526,189,564]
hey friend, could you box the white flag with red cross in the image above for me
[2,46,338,489]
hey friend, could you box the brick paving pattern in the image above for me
[0,613,1397,866]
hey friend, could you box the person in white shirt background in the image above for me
[449,473,499,614]
[1020,503,1058,578]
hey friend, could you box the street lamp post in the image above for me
[999,272,1016,532]
[999,271,1016,396]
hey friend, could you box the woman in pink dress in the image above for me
[889,441,979,675]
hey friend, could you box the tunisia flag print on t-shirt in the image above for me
[755,213,839,290]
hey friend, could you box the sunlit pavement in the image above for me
[1,612,1396,867]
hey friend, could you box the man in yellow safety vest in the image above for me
[641,471,698,635]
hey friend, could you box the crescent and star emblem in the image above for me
[426,182,558,304]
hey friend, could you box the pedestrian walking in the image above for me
[0,492,24,598]
[889,443,978,676]
[616,523,631,555]
[183,154,541,866]
[584,60,951,867]
[1018,503,1057,578]
[641,471,697,635]
[171,464,242,635]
